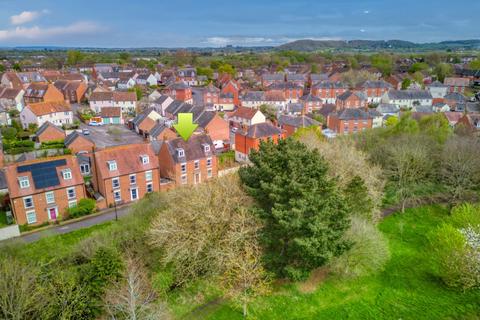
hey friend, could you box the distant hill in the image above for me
[278,39,480,51]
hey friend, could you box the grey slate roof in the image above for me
[444,92,466,102]
[262,73,285,81]
[360,80,392,89]
[35,121,64,137]
[285,103,304,114]
[312,80,347,89]
[334,108,374,120]
[278,115,320,128]
[64,131,94,147]
[414,105,434,113]
[387,90,432,100]
[299,94,321,102]
[242,91,265,101]
[166,134,214,163]
[376,103,400,114]
[0,169,7,191]
[240,122,283,138]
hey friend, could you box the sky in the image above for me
[0,0,479,48]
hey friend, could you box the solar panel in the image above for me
[17,159,67,189]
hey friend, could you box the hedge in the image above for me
[67,198,96,219]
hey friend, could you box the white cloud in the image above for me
[10,10,49,25]
[0,22,103,41]
[363,10,370,14]
[360,29,366,33]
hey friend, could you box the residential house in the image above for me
[177,68,198,86]
[278,115,320,137]
[299,94,322,113]
[241,91,268,108]
[444,92,466,110]
[381,90,433,109]
[1,72,23,90]
[444,77,470,93]
[158,134,217,186]
[135,73,158,86]
[266,82,304,102]
[427,81,449,103]
[376,103,400,117]
[4,156,86,225]
[234,122,284,162]
[131,108,163,137]
[164,82,193,104]
[101,107,123,125]
[23,83,64,104]
[0,86,24,111]
[457,113,480,132]
[91,144,160,207]
[148,123,177,141]
[311,81,347,104]
[20,101,73,129]
[227,106,266,127]
[336,91,367,110]
[327,108,374,134]
[359,80,392,104]
[0,103,11,126]
[309,73,330,86]
[35,121,66,143]
[286,74,307,87]
[65,131,95,154]
[221,80,240,106]
[54,80,87,103]
[443,112,463,127]
[151,95,174,116]
[88,91,137,114]
[262,73,285,87]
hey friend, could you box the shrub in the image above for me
[428,223,480,290]
[1,126,17,140]
[449,203,480,229]
[67,199,96,219]
[329,217,390,278]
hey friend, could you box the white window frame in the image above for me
[67,187,76,200]
[129,174,136,185]
[206,157,212,167]
[114,190,122,202]
[45,191,55,204]
[146,182,153,193]
[68,200,77,208]
[23,196,34,209]
[181,174,187,184]
[130,187,139,201]
[112,177,120,189]
[181,163,187,173]
[207,168,213,178]
[80,163,90,175]
[26,210,37,224]
[62,169,72,180]
[108,160,117,171]
[194,160,200,170]
[141,155,149,164]
[145,170,153,182]
[177,148,185,158]
[19,176,30,189]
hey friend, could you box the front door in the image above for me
[48,207,57,220]
[194,173,201,185]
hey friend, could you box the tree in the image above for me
[118,52,131,64]
[469,59,480,70]
[1,127,17,140]
[12,63,21,71]
[418,113,452,144]
[384,136,434,212]
[66,50,85,66]
[129,86,143,100]
[440,137,480,203]
[401,78,412,90]
[196,66,214,79]
[371,54,393,76]
[149,175,267,291]
[409,62,429,73]
[259,104,277,122]
[384,116,398,127]
[104,255,170,320]
[0,64,5,73]
[239,139,350,280]
[218,63,235,76]
[434,63,453,82]
[391,112,419,135]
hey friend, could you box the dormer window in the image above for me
[177,148,185,158]
[108,160,117,171]
[202,143,210,153]
[140,155,149,164]
[62,169,72,180]
[19,176,30,189]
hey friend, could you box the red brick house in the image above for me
[456,113,480,132]
[444,77,470,93]
[91,144,160,207]
[359,80,392,104]
[65,131,96,154]
[266,82,304,101]
[336,91,367,110]
[35,121,66,143]
[164,82,193,103]
[311,81,347,104]
[299,94,322,113]
[278,115,320,137]
[53,80,87,103]
[203,83,221,105]
[221,80,240,105]
[234,122,284,162]
[23,83,65,104]
[327,108,374,134]
[158,134,217,186]
[4,156,86,225]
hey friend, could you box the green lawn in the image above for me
[7,205,480,319]
[179,205,480,319]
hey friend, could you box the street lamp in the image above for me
[112,190,118,221]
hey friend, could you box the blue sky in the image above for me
[0,0,479,47]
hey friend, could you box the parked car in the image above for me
[82,129,90,135]
[88,121,102,126]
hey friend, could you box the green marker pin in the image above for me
[173,113,198,141]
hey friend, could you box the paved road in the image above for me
[79,123,144,148]
[9,205,132,244]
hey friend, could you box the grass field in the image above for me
[8,205,480,320]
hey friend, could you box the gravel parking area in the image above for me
[79,123,144,148]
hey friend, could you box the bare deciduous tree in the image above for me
[104,255,170,320]
[440,137,480,204]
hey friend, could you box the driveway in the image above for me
[80,123,144,148]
